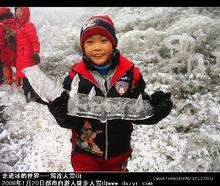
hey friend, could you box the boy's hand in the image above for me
[47,91,70,122]
[150,91,173,120]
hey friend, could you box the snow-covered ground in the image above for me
[0,7,220,172]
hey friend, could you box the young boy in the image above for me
[48,15,173,172]
[15,7,41,102]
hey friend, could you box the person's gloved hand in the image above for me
[47,91,70,122]
[33,53,41,64]
[142,93,151,100]
[150,91,173,120]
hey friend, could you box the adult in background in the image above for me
[15,7,41,102]
[0,7,18,87]
[0,10,4,85]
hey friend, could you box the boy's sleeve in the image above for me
[51,90,83,130]
[63,69,76,91]
[131,66,150,99]
[24,22,40,53]
[133,115,162,125]
[131,75,146,98]
[53,72,82,129]
[56,115,83,130]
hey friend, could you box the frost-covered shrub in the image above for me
[118,27,165,54]
[182,134,220,171]
[1,7,220,172]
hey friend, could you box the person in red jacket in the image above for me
[47,15,173,172]
[0,7,18,87]
[0,12,4,85]
[15,7,41,102]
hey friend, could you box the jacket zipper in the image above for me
[104,76,108,159]
[83,75,110,159]
[103,71,133,159]
[81,72,131,159]
[105,120,108,159]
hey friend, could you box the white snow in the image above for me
[0,7,220,172]
[0,84,72,171]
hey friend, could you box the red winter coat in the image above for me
[0,24,4,52]
[0,18,17,67]
[0,8,6,52]
[16,7,40,78]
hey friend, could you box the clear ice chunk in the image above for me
[23,65,155,123]
[68,79,154,122]
[22,65,63,102]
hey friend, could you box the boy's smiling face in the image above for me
[84,34,113,66]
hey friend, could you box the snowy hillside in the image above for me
[0,7,220,172]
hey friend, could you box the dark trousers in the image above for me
[0,62,4,84]
[22,77,39,99]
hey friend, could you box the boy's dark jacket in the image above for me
[57,50,161,159]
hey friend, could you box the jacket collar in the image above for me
[72,61,99,87]
[109,55,134,87]
[72,50,134,88]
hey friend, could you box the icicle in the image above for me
[88,87,96,102]
[135,94,143,112]
[69,74,79,97]
[88,87,96,108]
